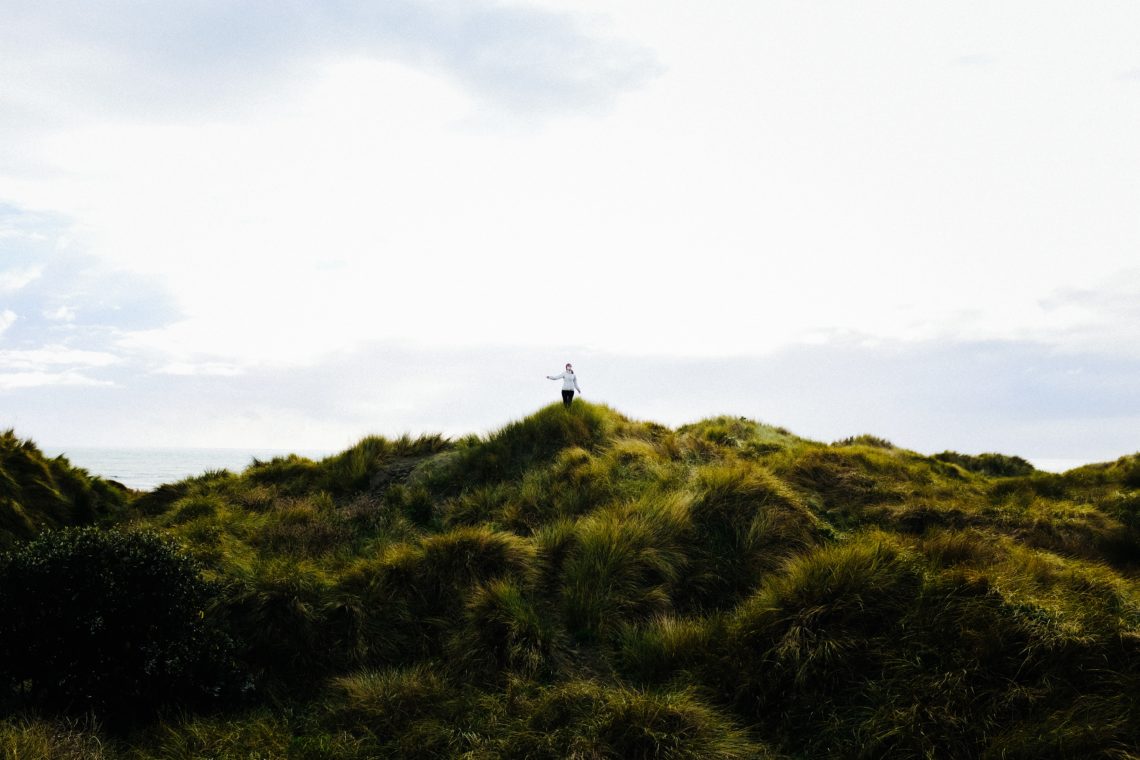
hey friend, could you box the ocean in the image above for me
[42,446,334,492]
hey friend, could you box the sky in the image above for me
[1,1,1138,467]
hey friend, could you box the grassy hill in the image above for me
[1,403,1139,758]
[0,429,127,549]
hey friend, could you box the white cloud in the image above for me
[1035,268,1140,355]
[0,370,113,390]
[0,345,119,371]
[0,266,42,292]
[0,343,120,392]
[1,1,1139,461]
[0,0,656,137]
[43,305,76,322]
[157,361,245,377]
[0,309,15,335]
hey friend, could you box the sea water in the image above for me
[42,446,333,492]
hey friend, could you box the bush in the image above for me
[0,527,235,724]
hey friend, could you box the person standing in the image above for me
[547,363,582,408]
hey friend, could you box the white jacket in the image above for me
[548,371,581,392]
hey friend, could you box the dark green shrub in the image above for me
[0,527,235,724]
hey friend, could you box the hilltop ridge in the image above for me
[1,403,1139,757]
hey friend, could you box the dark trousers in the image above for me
[562,390,574,407]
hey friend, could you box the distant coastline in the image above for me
[41,446,335,491]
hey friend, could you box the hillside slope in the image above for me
[0,429,127,549]
[1,404,1139,758]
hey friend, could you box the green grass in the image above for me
[1,405,1139,757]
[0,716,110,760]
[0,430,127,548]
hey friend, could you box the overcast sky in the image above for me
[1,1,1137,467]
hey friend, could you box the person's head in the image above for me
[565,363,573,372]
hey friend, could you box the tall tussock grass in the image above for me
[679,462,828,611]
[331,526,537,665]
[560,494,691,639]
[221,557,340,694]
[0,717,110,760]
[677,416,797,459]
[454,579,561,679]
[438,402,620,489]
[717,529,1140,757]
[781,447,902,515]
[933,449,1036,477]
[616,615,719,686]
[2,410,1139,756]
[327,664,454,739]
[0,430,126,547]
